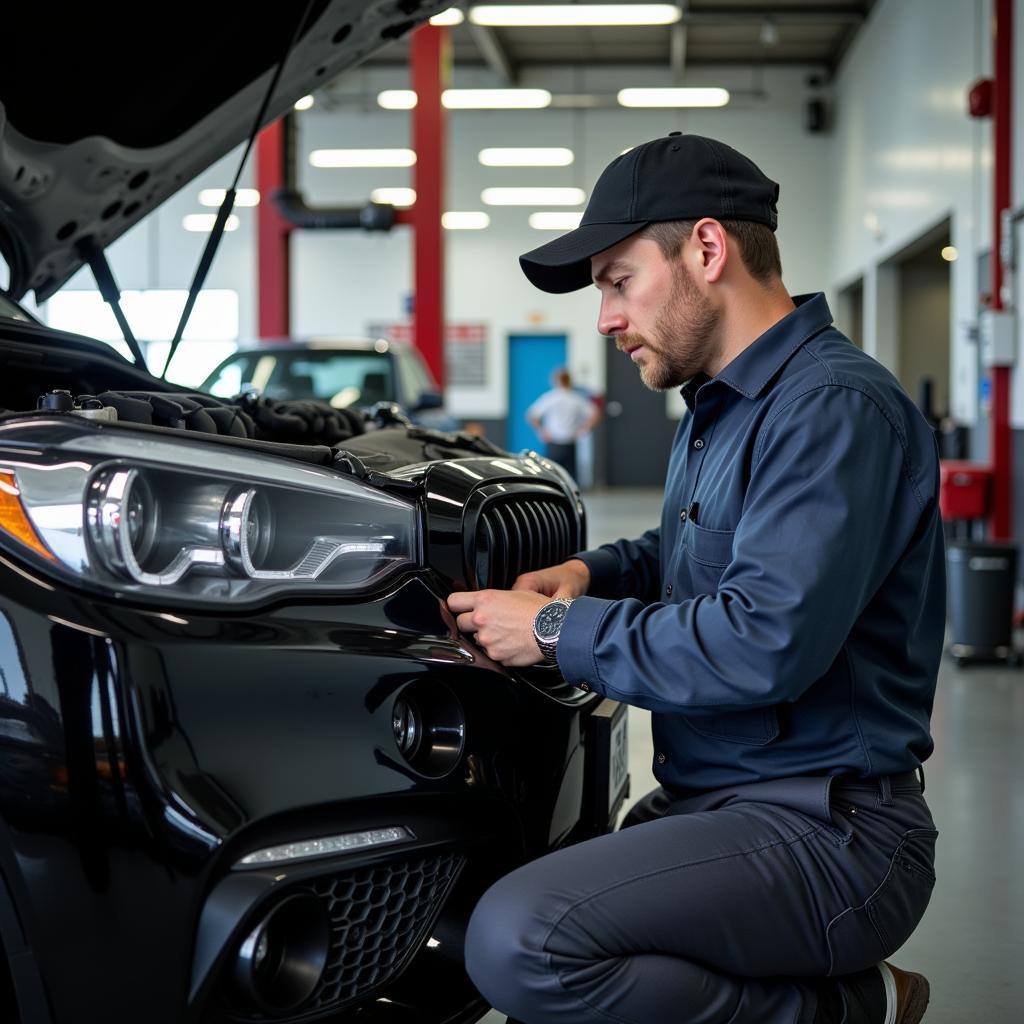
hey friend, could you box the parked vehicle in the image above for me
[0,3,628,1022]
[202,338,460,430]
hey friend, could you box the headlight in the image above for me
[0,419,420,606]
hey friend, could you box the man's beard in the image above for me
[619,264,720,391]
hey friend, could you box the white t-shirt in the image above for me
[527,387,594,444]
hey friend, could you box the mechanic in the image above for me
[447,133,943,1024]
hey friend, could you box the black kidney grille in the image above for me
[307,851,463,1011]
[475,497,579,590]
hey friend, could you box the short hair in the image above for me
[554,369,571,387]
[640,219,782,286]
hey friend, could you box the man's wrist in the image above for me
[563,558,592,595]
[533,597,574,663]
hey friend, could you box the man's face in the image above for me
[592,234,720,391]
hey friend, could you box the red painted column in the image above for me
[256,120,293,340]
[410,24,450,387]
[990,0,1013,539]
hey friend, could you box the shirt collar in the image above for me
[680,293,833,409]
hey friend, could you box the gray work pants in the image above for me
[465,774,936,1024]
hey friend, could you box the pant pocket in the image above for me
[825,828,938,976]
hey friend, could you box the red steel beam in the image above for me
[990,0,1013,539]
[410,24,450,387]
[256,120,293,340]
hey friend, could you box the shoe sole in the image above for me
[897,972,930,1024]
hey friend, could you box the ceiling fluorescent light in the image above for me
[443,89,551,109]
[309,149,417,168]
[470,5,681,27]
[371,187,416,207]
[529,212,585,230]
[430,7,464,25]
[618,88,730,108]
[480,147,574,166]
[482,187,585,206]
[199,188,260,208]
[294,94,315,111]
[379,90,552,110]
[442,211,490,229]
[183,214,240,233]
[379,90,418,109]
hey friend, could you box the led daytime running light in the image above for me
[235,826,414,868]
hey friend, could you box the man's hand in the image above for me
[447,589,549,666]
[512,558,591,600]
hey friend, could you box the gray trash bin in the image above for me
[946,542,1018,663]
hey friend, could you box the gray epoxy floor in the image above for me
[481,488,1024,1024]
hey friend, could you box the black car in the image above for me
[202,338,460,431]
[0,4,628,1023]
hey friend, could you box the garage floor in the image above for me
[480,488,1024,1024]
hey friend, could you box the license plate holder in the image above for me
[585,698,630,831]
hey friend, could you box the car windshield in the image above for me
[204,350,395,408]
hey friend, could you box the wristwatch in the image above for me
[533,598,574,664]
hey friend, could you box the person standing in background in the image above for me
[526,368,600,480]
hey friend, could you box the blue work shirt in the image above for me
[558,293,945,794]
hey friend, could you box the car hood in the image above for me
[0,0,446,303]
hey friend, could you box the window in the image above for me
[201,350,396,408]
[394,347,437,409]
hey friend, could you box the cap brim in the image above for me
[519,221,648,293]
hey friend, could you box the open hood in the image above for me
[0,0,446,303]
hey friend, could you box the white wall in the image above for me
[827,0,996,424]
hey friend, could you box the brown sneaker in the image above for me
[880,962,930,1024]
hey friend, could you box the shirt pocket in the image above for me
[683,520,735,592]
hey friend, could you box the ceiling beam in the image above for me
[670,23,688,83]
[686,6,864,24]
[467,22,517,84]
[670,0,688,83]
[365,55,833,69]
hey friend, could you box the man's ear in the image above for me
[692,218,728,284]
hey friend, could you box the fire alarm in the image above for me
[967,78,994,118]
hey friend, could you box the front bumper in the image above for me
[0,561,624,1023]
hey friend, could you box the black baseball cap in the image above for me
[519,132,780,294]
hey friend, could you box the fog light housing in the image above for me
[392,681,465,778]
[233,894,329,1013]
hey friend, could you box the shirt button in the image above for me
[693,438,705,450]
[656,752,667,765]
[679,508,687,522]
[666,584,673,597]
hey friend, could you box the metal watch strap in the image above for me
[533,597,573,664]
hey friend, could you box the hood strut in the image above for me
[79,237,147,370]
[159,0,318,381]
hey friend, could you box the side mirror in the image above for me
[414,391,443,411]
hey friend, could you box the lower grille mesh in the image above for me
[308,851,463,1011]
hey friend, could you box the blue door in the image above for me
[507,334,567,455]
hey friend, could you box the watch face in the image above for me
[535,601,568,640]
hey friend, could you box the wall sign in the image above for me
[368,322,489,387]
